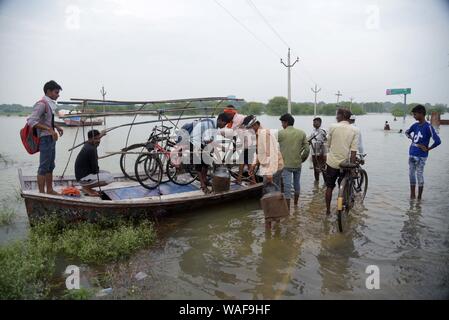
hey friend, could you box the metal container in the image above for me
[260,183,289,219]
[212,166,231,193]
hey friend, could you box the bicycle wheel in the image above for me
[120,143,147,181]
[354,168,368,201]
[166,161,197,185]
[146,151,170,184]
[134,153,162,190]
[337,176,350,233]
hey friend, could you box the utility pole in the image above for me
[281,48,299,114]
[349,97,354,112]
[335,90,342,104]
[100,85,107,126]
[311,84,321,117]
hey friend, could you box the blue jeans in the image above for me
[282,167,301,200]
[409,156,427,187]
[38,135,56,175]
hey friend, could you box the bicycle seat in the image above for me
[339,161,358,169]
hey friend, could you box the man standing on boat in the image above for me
[75,129,113,196]
[190,113,230,193]
[27,80,64,195]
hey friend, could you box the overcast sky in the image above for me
[0,0,448,106]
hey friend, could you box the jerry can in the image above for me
[260,182,289,219]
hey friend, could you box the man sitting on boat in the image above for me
[74,129,113,196]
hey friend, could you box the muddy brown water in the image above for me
[1,114,448,299]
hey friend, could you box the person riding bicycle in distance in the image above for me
[325,108,359,215]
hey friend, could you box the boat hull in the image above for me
[21,180,263,224]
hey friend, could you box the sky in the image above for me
[0,0,448,106]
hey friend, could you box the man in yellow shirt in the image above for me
[325,108,359,215]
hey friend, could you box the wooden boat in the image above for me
[20,96,252,224]
[54,118,103,127]
[18,169,263,224]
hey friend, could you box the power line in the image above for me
[212,0,281,58]
[245,0,290,48]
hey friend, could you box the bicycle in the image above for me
[120,125,172,182]
[336,154,368,232]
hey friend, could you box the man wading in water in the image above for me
[325,108,359,216]
[405,104,441,200]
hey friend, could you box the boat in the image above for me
[19,169,263,224]
[19,96,255,224]
[55,109,104,127]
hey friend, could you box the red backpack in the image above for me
[20,98,51,154]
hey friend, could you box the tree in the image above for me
[266,96,288,115]
[240,102,265,115]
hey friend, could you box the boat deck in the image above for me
[20,172,256,204]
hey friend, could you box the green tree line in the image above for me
[1,99,447,117]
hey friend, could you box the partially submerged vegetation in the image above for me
[0,216,156,299]
[0,204,16,226]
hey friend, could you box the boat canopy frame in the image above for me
[58,96,244,183]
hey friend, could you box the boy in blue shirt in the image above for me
[405,104,441,199]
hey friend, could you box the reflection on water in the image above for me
[1,114,449,299]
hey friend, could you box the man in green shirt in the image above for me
[278,114,310,208]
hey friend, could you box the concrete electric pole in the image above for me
[349,97,354,112]
[100,85,107,126]
[335,90,342,104]
[281,48,299,114]
[311,84,321,117]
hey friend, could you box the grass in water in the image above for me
[0,216,156,299]
[0,204,16,226]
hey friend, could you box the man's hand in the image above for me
[265,175,273,184]
[416,144,429,152]
[50,130,58,141]
[56,126,64,137]
[100,129,107,137]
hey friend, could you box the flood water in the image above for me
[1,113,448,299]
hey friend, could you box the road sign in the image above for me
[386,88,411,95]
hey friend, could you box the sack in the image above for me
[20,98,51,154]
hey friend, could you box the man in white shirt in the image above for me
[308,117,327,182]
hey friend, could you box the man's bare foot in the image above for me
[201,186,211,194]
[46,190,60,196]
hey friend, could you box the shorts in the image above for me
[38,135,56,175]
[325,165,343,189]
